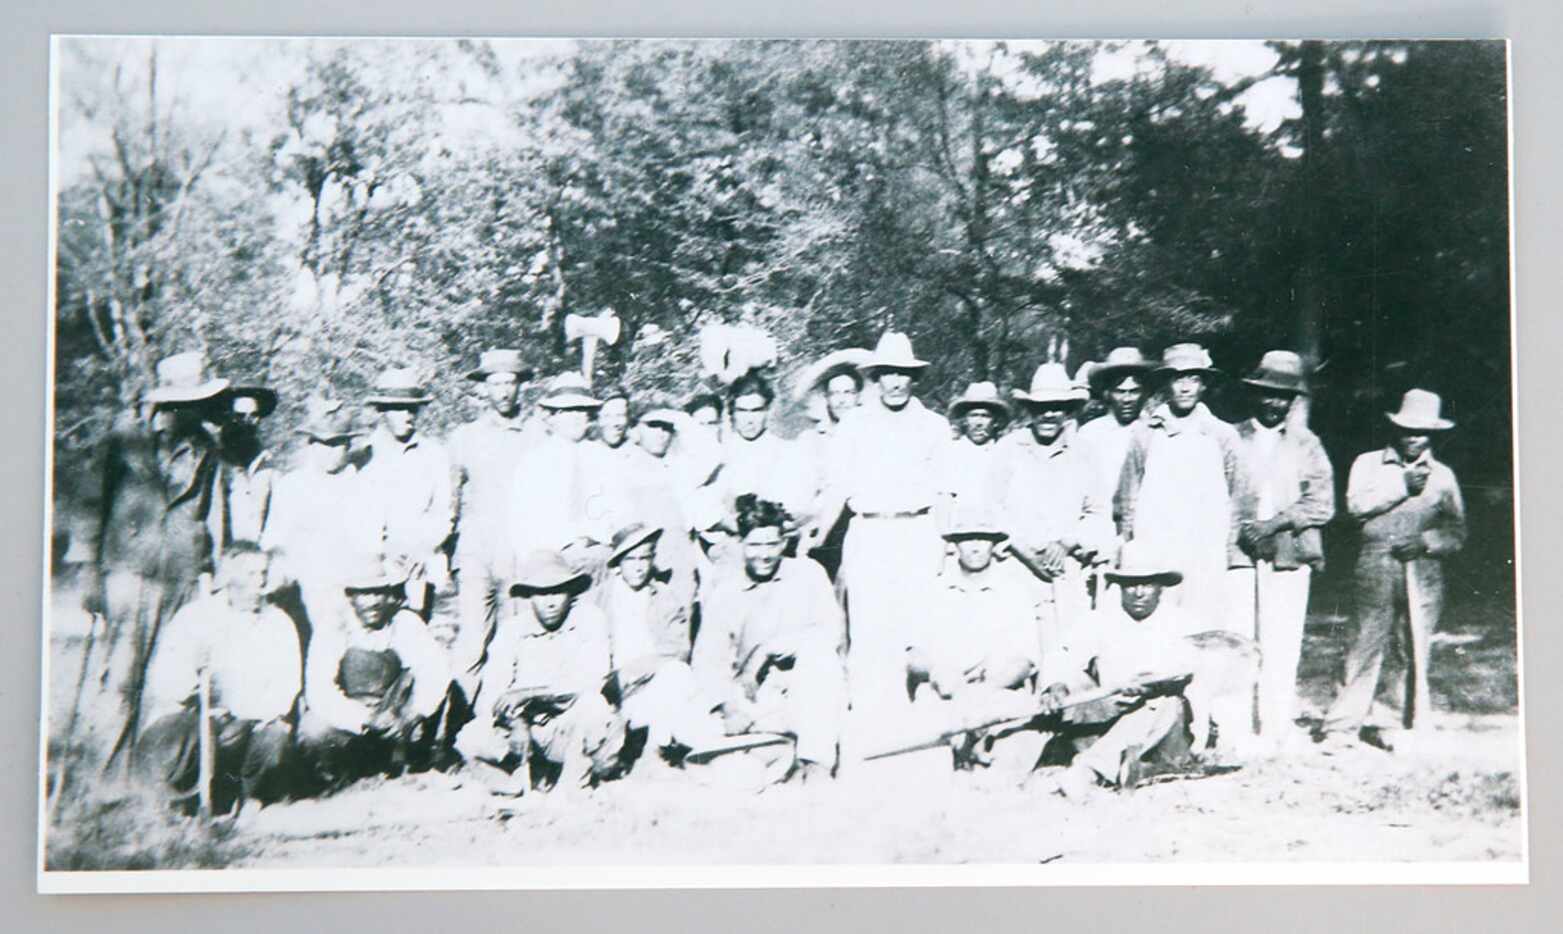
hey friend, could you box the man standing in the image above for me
[211,383,280,553]
[78,351,230,774]
[696,496,847,782]
[447,349,534,685]
[626,407,710,594]
[262,396,381,632]
[807,332,949,757]
[1115,343,1249,628]
[905,515,1047,773]
[1228,351,1336,753]
[793,353,868,582]
[135,542,302,813]
[989,363,1112,630]
[456,551,626,795]
[1318,389,1466,750]
[509,373,622,571]
[939,381,1010,514]
[1075,347,1154,508]
[361,367,454,620]
[712,371,810,519]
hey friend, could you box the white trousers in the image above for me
[1225,563,1312,740]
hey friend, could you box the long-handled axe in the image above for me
[564,310,621,385]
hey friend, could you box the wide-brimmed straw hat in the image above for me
[465,348,533,383]
[509,550,593,597]
[1012,363,1088,405]
[607,522,664,566]
[1385,388,1455,432]
[793,348,873,401]
[862,331,929,372]
[1241,350,1311,396]
[142,352,231,406]
[295,395,360,442]
[948,381,1011,421]
[1088,346,1156,393]
[537,372,603,411]
[1104,541,1183,586]
[1155,343,1222,381]
[364,367,434,407]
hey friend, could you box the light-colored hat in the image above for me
[1156,343,1222,380]
[465,348,532,383]
[1012,363,1088,405]
[863,331,929,372]
[142,352,231,406]
[1385,388,1455,432]
[341,557,410,596]
[295,395,360,442]
[1104,541,1183,586]
[364,367,434,407]
[941,506,1008,542]
[509,550,593,596]
[793,348,872,401]
[948,381,1011,421]
[228,386,278,418]
[1242,350,1310,396]
[1088,346,1155,393]
[537,372,603,410]
[608,522,663,566]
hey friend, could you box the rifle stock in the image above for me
[863,672,1192,762]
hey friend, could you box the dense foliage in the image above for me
[52,39,1512,502]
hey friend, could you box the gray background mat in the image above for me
[5,0,1557,929]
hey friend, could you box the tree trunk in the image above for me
[1291,40,1327,427]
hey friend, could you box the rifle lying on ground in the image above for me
[863,671,1194,762]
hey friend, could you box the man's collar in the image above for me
[374,426,421,452]
[943,568,996,593]
[522,605,580,638]
[740,561,788,591]
[1382,445,1431,466]
[1012,424,1074,455]
[1242,418,1286,437]
[481,408,527,431]
[1149,402,1212,435]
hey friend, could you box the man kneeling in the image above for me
[297,569,453,790]
[455,551,627,795]
[134,542,302,814]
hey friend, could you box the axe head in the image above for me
[565,311,622,346]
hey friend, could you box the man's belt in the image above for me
[855,507,932,520]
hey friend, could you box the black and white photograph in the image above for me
[38,36,1523,890]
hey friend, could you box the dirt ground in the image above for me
[43,584,1525,869]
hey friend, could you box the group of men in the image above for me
[65,329,1468,815]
